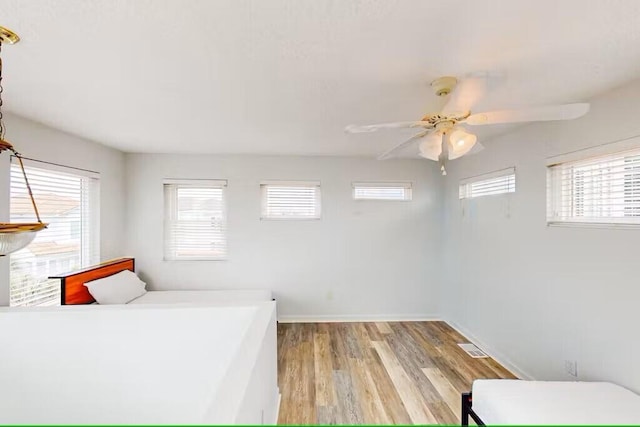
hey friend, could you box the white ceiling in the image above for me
[1,0,640,156]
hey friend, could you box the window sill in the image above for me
[260,217,321,221]
[353,198,412,202]
[547,221,640,230]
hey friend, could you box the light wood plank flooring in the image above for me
[277,321,516,424]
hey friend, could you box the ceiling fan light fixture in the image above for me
[418,132,442,161]
[447,128,477,160]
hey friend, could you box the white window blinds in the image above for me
[261,181,321,219]
[10,159,100,307]
[459,167,516,199]
[352,182,412,201]
[547,147,640,225]
[164,180,227,260]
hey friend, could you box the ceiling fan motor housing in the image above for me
[435,121,454,131]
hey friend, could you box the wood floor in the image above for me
[277,321,516,425]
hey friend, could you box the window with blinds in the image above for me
[352,182,412,201]
[9,160,100,307]
[164,180,227,260]
[547,147,640,226]
[261,181,321,219]
[459,167,516,199]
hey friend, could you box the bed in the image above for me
[462,379,640,425]
[49,257,273,306]
[0,258,280,424]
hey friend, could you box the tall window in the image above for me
[10,160,100,307]
[260,181,321,220]
[163,179,227,260]
[459,167,516,199]
[547,147,640,225]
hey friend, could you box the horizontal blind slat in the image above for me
[164,183,227,260]
[10,161,100,307]
[261,183,321,219]
[547,147,640,225]
[353,183,412,201]
[459,171,515,199]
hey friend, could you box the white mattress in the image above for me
[473,379,640,425]
[0,302,276,424]
[128,289,273,305]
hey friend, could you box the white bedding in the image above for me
[0,302,278,424]
[128,289,273,305]
[473,379,640,425]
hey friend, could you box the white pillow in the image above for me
[84,270,147,304]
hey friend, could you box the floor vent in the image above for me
[458,343,488,358]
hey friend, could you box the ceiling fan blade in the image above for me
[466,103,590,126]
[377,131,430,160]
[441,75,488,115]
[345,121,431,133]
[468,141,484,155]
[418,132,442,161]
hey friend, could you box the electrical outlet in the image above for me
[564,360,578,377]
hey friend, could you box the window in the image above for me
[547,147,640,226]
[261,181,321,219]
[164,179,227,260]
[459,167,516,199]
[10,160,100,307]
[352,182,412,201]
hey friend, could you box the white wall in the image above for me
[0,113,126,305]
[125,154,442,320]
[441,79,640,391]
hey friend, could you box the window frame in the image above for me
[352,182,413,201]
[163,179,228,261]
[459,167,516,200]
[9,158,100,307]
[546,145,640,228]
[260,180,322,220]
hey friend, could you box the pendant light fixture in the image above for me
[0,26,47,256]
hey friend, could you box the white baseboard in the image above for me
[446,319,534,380]
[277,313,441,323]
[270,392,281,425]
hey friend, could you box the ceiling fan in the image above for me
[345,75,590,174]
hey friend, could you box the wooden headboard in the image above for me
[49,258,135,305]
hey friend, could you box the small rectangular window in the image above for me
[261,181,321,219]
[352,182,412,201]
[547,147,640,226]
[164,179,227,260]
[459,167,516,199]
